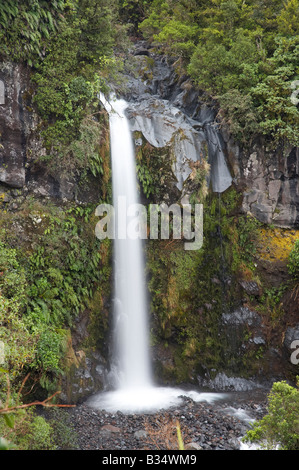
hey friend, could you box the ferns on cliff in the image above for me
[0,0,66,65]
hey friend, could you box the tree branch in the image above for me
[0,374,75,416]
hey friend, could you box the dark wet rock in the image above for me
[239,281,261,297]
[222,307,261,327]
[234,145,299,228]
[133,47,150,57]
[197,372,264,392]
[123,57,232,196]
[0,62,31,188]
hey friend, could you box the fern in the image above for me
[0,0,66,65]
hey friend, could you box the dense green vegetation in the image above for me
[0,0,298,450]
[243,379,299,450]
[0,0,126,181]
[0,200,111,383]
[0,0,119,450]
[0,198,112,448]
[139,0,299,148]
[0,0,66,65]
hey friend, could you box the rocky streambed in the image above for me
[66,390,268,451]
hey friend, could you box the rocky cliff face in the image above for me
[1,51,298,228]
[121,50,233,199]
[115,44,299,388]
[120,44,298,229]
[0,47,298,396]
[0,61,102,206]
[224,131,299,228]
[0,62,31,189]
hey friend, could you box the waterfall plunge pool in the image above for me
[86,385,227,414]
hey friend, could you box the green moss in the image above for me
[135,132,177,202]
[146,186,268,381]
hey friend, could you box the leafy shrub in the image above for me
[25,415,56,450]
[140,0,299,147]
[0,239,38,382]
[0,200,109,392]
[35,329,67,377]
[0,0,66,65]
[0,406,56,450]
[46,408,78,449]
[243,380,299,450]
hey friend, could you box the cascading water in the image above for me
[105,97,152,390]
[87,95,226,413]
[204,122,232,194]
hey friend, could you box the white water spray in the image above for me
[108,97,152,390]
[88,95,226,413]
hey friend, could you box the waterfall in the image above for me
[107,97,152,389]
[87,95,226,413]
[204,123,232,194]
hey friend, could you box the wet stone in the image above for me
[66,393,268,451]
